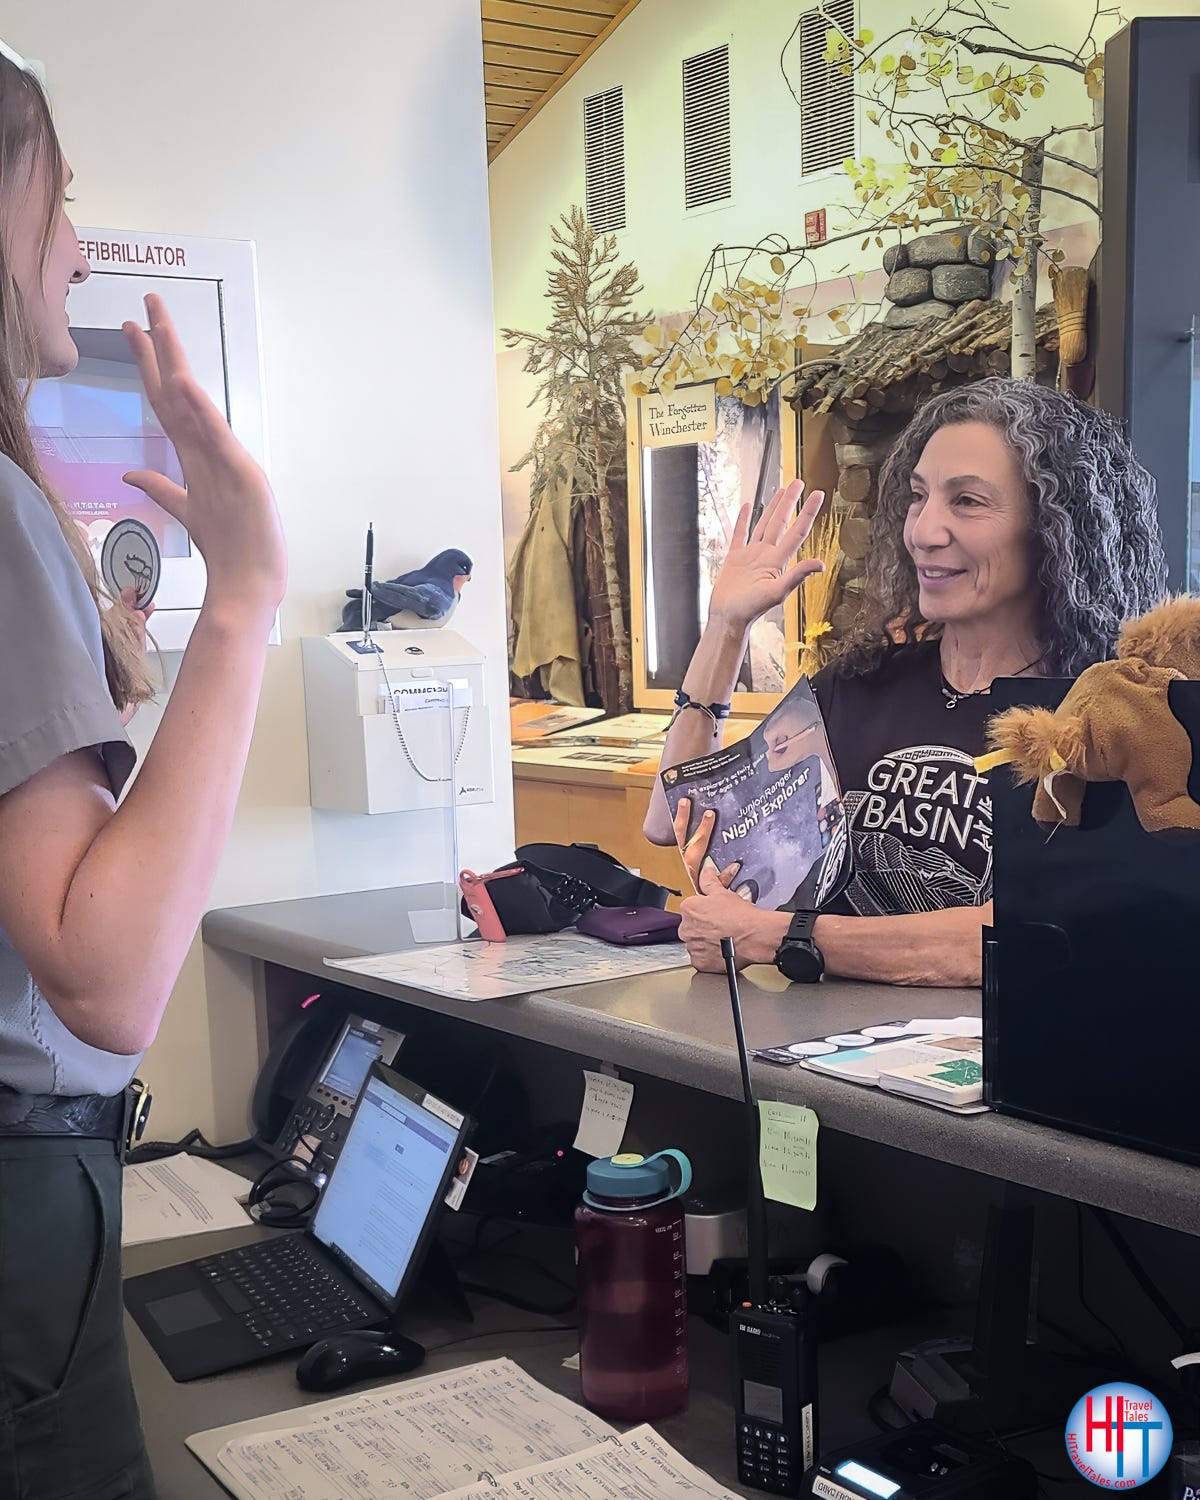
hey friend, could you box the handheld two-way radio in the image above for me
[722,937,819,1497]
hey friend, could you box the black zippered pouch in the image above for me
[461,843,676,936]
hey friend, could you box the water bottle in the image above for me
[574,1149,692,1422]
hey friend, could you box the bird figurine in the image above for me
[339,548,473,632]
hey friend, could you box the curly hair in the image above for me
[835,377,1168,678]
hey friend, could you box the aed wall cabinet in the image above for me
[27,226,271,649]
[301,631,494,815]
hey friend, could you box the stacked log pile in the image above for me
[793,299,1060,419]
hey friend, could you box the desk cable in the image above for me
[127,1127,261,1166]
[244,1153,323,1227]
[448,1220,577,1319]
[426,1323,576,1357]
[1089,1204,1189,1346]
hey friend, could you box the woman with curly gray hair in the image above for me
[645,377,1168,987]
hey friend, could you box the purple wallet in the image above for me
[576,905,682,946]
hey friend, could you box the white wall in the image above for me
[489,0,1126,326]
[6,1,513,1135]
[491,0,1200,326]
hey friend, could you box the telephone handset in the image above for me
[251,1006,404,1179]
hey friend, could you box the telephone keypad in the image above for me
[738,1421,799,1495]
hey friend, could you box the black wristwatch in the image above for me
[774,910,825,983]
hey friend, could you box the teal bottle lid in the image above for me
[584,1149,692,1206]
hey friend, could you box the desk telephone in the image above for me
[251,1005,404,1179]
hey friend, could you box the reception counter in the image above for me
[201,885,1200,1237]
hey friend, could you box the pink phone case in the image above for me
[576,905,682,946]
[459,868,524,942]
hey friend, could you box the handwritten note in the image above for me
[758,1100,818,1211]
[573,1070,634,1158]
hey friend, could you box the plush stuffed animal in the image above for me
[981,596,1200,833]
[338,548,473,632]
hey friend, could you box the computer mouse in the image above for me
[295,1330,425,1392]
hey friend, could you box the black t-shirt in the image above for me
[812,642,993,916]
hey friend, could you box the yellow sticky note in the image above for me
[758,1100,818,1211]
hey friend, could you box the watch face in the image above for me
[778,940,824,983]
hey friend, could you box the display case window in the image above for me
[628,378,802,714]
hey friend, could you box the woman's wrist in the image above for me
[681,617,749,698]
[702,612,752,645]
[745,907,791,965]
[811,913,843,958]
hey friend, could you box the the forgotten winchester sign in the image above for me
[639,383,717,448]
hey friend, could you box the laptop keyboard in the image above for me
[193,1235,378,1351]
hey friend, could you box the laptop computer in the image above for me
[124,1063,472,1381]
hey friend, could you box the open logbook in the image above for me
[188,1357,741,1499]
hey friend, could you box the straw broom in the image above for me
[795,504,844,679]
[1050,265,1089,382]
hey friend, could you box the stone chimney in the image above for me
[883,227,995,329]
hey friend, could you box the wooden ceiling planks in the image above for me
[483,0,643,162]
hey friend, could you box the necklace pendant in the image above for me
[944,695,958,709]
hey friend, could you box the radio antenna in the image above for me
[722,936,769,1305]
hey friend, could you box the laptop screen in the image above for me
[310,1071,461,1306]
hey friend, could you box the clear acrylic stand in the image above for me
[399,678,467,945]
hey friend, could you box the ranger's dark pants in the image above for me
[0,1137,155,1498]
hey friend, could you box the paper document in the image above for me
[511,745,654,770]
[440,1425,742,1499]
[573,1070,634,1158]
[190,1358,616,1500]
[121,1153,250,1246]
[325,932,690,1003]
[905,1016,983,1037]
[802,1037,979,1087]
[754,1014,983,1067]
[510,704,606,743]
[550,712,673,746]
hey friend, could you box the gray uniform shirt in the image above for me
[0,454,142,1095]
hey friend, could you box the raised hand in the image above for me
[121,294,286,622]
[707,480,826,634]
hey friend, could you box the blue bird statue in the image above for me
[339,548,473,632]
